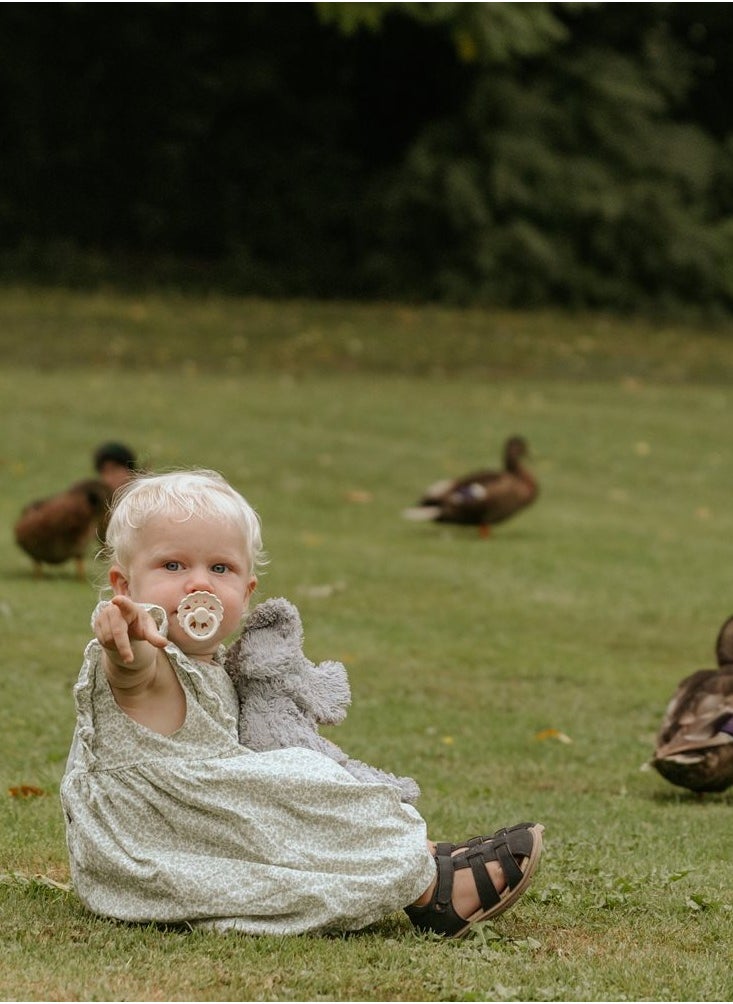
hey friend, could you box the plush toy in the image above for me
[224,597,420,805]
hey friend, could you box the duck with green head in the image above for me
[403,435,539,538]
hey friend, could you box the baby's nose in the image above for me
[186,568,215,592]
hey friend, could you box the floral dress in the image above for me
[60,606,435,936]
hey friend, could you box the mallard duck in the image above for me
[92,441,139,542]
[651,615,733,793]
[14,478,111,579]
[403,435,539,537]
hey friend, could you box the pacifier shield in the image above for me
[176,591,224,641]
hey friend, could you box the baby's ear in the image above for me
[109,566,130,596]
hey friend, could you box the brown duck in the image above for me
[651,615,733,793]
[403,435,539,537]
[14,478,111,579]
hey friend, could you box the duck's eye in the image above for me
[211,563,228,574]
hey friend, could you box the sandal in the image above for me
[433,821,538,858]
[405,822,544,939]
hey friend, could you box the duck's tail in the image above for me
[402,505,442,522]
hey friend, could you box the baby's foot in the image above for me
[408,823,544,938]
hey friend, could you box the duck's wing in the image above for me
[653,745,733,793]
[405,472,500,525]
[417,477,460,505]
[413,470,496,522]
[403,476,459,521]
[654,667,733,759]
[443,469,537,524]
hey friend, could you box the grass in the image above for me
[2,285,733,1000]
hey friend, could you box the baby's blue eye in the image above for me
[211,563,228,574]
[164,561,181,571]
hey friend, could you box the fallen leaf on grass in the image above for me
[8,785,46,798]
[686,893,716,912]
[0,872,70,891]
[297,580,347,599]
[344,489,373,503]
[300,532,324,548]
[535,728,573,744]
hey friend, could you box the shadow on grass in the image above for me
[648,787,733,805]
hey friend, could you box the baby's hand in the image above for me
[94,596,169,665]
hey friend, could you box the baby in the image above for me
[61,469,543,937]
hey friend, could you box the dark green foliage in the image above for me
[1,2,732,311]
[367,6,733,309]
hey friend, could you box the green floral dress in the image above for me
[61,606,435,935]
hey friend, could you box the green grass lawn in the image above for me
[2,287,733,1000]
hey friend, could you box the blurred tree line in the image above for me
[2,1,733,312]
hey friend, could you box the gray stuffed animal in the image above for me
[224,597,420,804]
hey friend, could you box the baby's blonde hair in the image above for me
[105,469,265,577]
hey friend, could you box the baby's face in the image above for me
[111,514,256,659]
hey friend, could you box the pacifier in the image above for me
[176,591,224,641]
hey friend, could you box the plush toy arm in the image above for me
[286,659,351,725]
[239,692,328,752]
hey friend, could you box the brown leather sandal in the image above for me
[435,821,538,856]
[405,822,544,939]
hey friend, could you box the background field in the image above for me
[2,287,733,1001]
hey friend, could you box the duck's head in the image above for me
[503,436,529,471]
[715,614,733,666]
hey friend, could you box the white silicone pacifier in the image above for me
[176,591,224,641]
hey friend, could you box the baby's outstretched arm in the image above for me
[95,597,186,734]
[95,596,168,671]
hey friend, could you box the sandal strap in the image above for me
[434,845,455,910]
[445,822,538,854]
[491,829,525,888]
[452,825,532,893]
[466,846,501,911]
[433,841,455,858]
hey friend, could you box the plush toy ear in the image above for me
[244,597,302,638]
[228,597,308,680]
[242,601,278,631]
